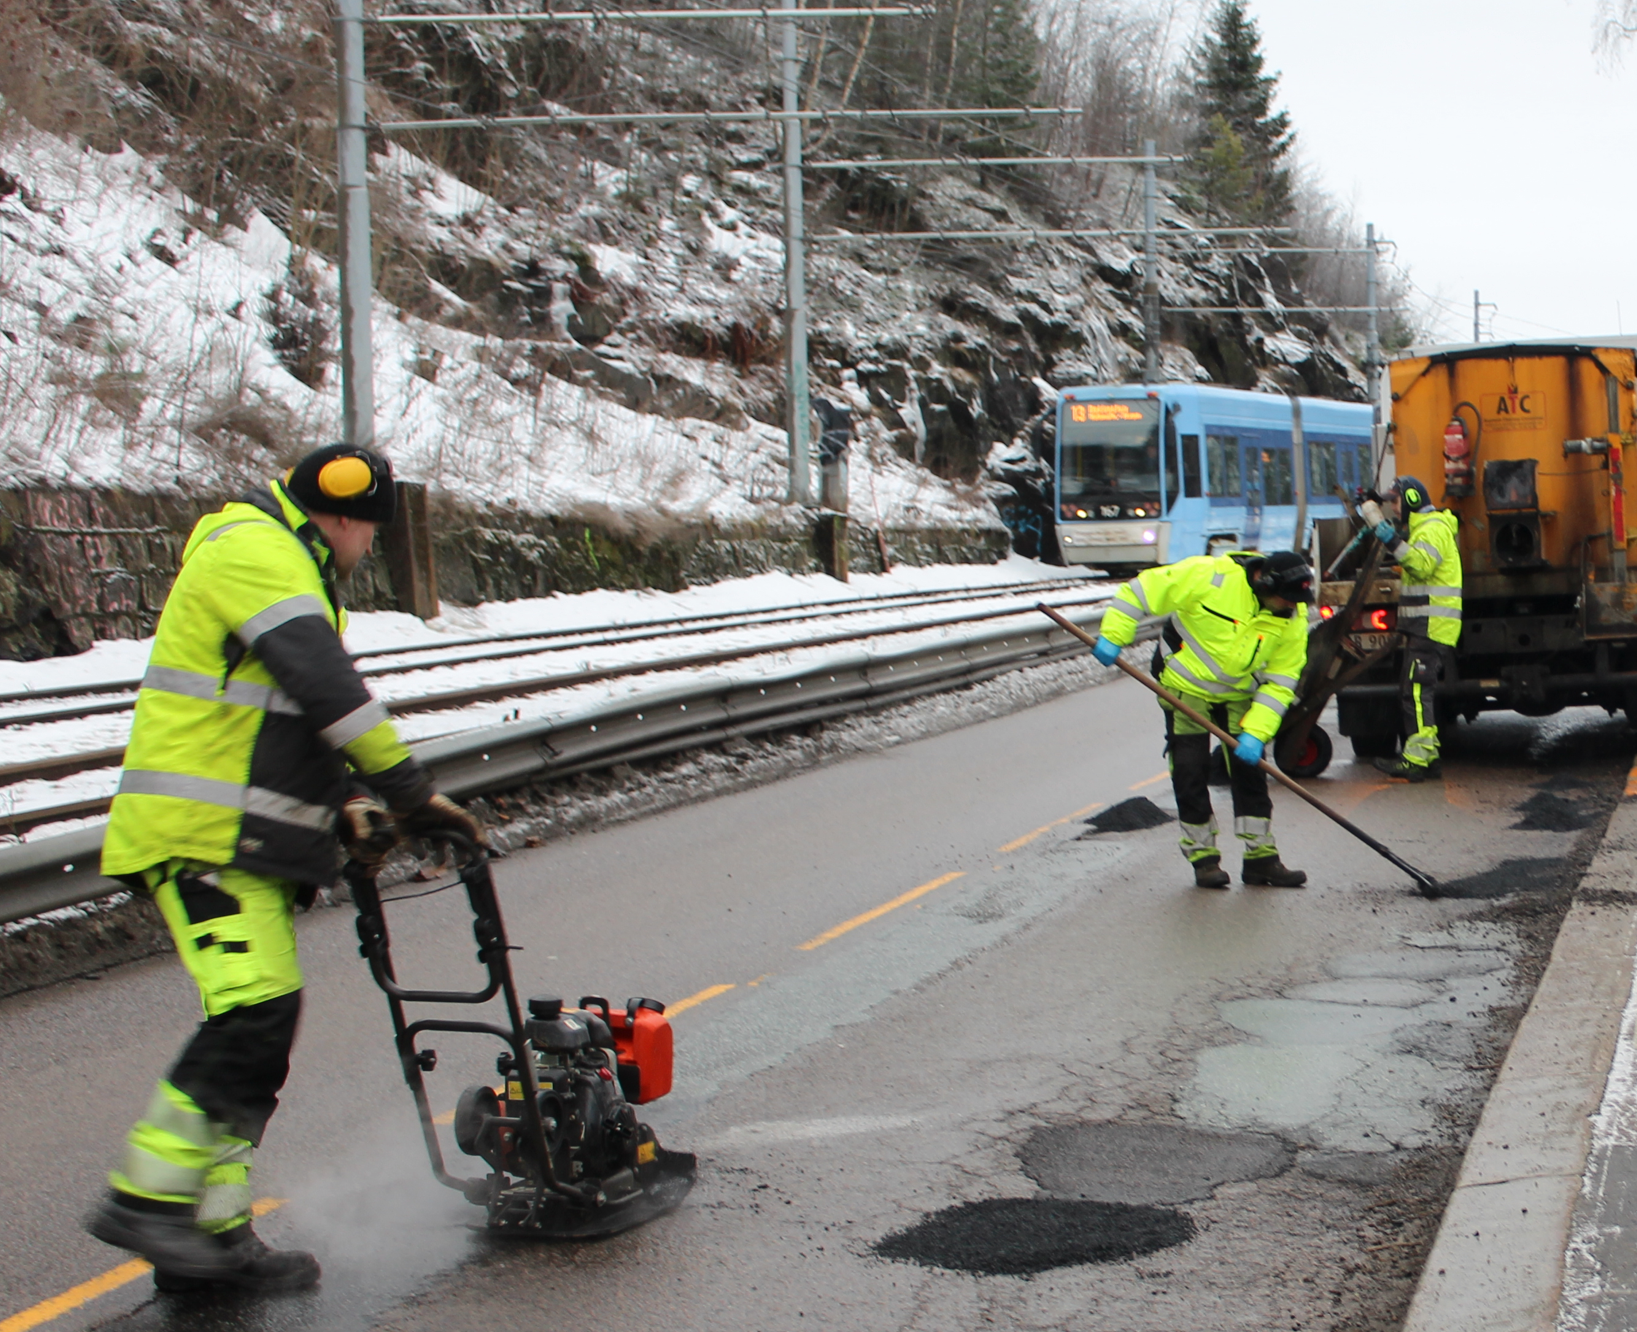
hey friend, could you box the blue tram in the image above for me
[1053,383,1376,573]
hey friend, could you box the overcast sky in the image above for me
[1248,0,1632,345]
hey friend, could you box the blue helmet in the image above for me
[1393,476,1432,512]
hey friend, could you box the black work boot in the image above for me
[1242,856,1307,888]
[153,1223,321,1294]
[1374,756,1442,782]
[1192,856,1231,889]
[87,1194,242,1281]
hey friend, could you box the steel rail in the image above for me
[0,592,1113,821]
[0,603,1148,924]
[0,579,1094,719]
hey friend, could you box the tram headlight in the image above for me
[1141,529,1157,544]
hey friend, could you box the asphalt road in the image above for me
[1,673,1629,1331]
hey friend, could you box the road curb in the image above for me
[1402,763,1637,1332]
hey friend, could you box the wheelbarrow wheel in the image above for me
[1277,725,1333,779]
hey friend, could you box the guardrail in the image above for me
[0,601,1137,926]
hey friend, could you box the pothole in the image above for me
[1422,857,1570,899]
[874,1197,1195,1275]
[1020,1122,1292,1205]
[1079,796,1173,835]
[1509,790,1592,831]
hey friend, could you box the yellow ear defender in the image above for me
[317,455,375,500]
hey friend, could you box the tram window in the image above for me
[1263,448,1294,505]
[1206,434,1241,496]
[1182,434,1202,498]
[1163,417,1181,510]
[1309,441,1338,496]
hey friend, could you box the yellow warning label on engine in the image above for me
[637,1140,658,1164]
[507,1081,523,1101]
[1481,391,1546,431]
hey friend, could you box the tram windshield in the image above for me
[1058,399,1161,517]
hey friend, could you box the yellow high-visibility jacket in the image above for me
[102,480,431,884]
[1099,552,1309,743]
[1393,508,1462,647]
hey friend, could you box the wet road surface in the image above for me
[1,677,1629,1331]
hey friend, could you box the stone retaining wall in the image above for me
[0,487,1007,659]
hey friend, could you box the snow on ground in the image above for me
[0,558,1111,840]
[0,121,998,534]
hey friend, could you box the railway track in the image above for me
[0,579,1112,836]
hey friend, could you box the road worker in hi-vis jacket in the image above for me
[1092,550,1314,890]
[86,443,482,1293]
[1369,475,1462,781]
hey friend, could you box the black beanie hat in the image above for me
[1255,550,1316,603]
[283,443,396,524]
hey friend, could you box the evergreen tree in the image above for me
[1185,1,1293,224]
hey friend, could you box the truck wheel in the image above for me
[1349,731,1398,759]
[1278,726,1333,778]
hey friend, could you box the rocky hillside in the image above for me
[0,0,1367,567]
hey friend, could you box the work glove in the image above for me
[403,792,487,848]
[1232,734,1265,767]
[338,796,399,868]
[1373,520,1398,545]
[1092,636,1123,666]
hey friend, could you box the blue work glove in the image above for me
[1233,733,1265,766]
[1092,636,1122,666]
[1373,520,1397,544]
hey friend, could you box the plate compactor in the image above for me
[345,834,696,1238]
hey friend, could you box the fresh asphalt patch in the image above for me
[1509,789,1594,831]
[1433,856,1576,899]
[1079,796,1174,835]
[1020,1121,1293,1205]
[873,1197,1195,1276]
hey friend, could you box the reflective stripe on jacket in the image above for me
[1099,552,1309,743]
[102,480,432,884]
[1393,508,1462,647]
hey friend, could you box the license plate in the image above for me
[1349,632,1393,653]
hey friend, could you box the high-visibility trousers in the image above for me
[1400,635,1456,768]
[1163,697,1277,864]
[110,862,304,1232]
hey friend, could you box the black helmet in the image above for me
[284,443,397,524]
[1251,550,1315,604]
[1393,475,1432,512]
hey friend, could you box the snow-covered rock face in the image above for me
[0,3,1364,538]
[0,122,987,535]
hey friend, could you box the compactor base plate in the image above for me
[480,1149,697,1240]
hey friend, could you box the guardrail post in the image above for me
[382,481,440,619]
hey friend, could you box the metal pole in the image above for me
[782,7,813,506]
[1142,137,1159,384]
[1364,222,1381,434]
[336,0,376,448]
[1474,289,1480,342]
[1290,391,1307,554]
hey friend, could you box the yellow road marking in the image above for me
[1130,771,1169,790]
[996,801,1104,853]
[797,872,965,951]
[668,983,736,1015]
[2,1199,285,1331]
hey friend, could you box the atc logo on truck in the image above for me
[1480,391,1546,431]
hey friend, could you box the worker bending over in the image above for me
[87,444,481,1292]
[1093,550,1313,889]
[1371,475,1462,781]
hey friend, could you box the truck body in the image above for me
[1329,337,1637,754]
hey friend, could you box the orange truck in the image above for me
[1325,337,1637,757]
